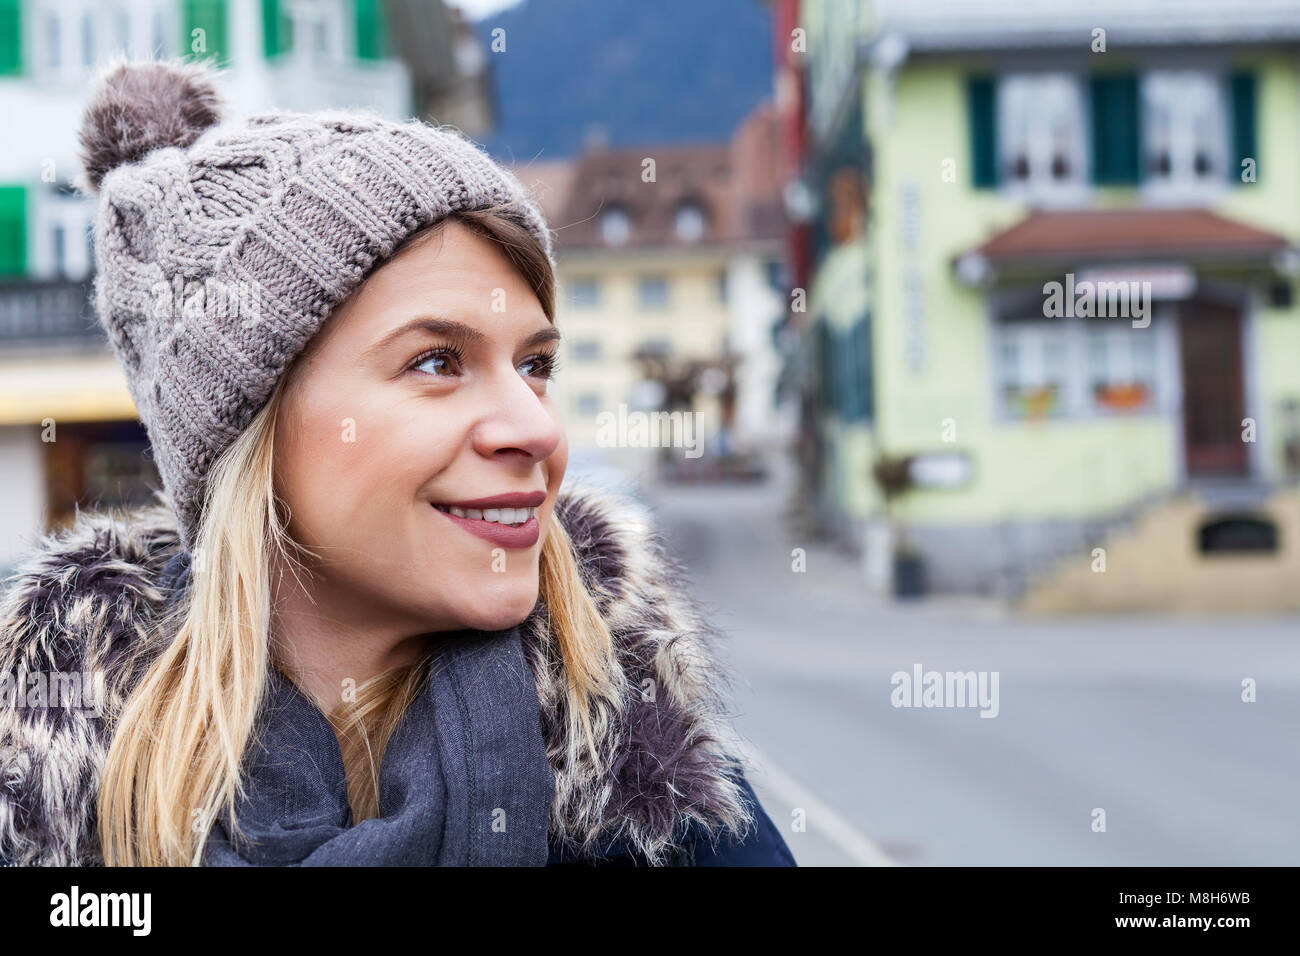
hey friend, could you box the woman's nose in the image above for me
[470,367,563,462]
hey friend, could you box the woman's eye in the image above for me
[518,352,559,381]
[412,348,463,377]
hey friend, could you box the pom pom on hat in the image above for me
[77,57,226,194]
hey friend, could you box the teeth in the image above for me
[436,504,536,526]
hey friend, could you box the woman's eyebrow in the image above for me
[365,316,559,356]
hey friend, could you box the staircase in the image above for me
[1016,481,1300,614]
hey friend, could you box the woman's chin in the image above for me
[453,589,539,633]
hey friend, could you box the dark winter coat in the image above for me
[0,481,795,867]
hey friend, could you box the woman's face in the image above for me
[273,219,567,636]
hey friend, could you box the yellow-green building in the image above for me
[793,0,1300,610]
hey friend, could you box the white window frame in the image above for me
[568,278,601,309]
[637,276,670,310]
[997,72,1090,206]
[600,208,630,246]
[990,301,1175,421]
[1083,317,1160,410]
[1140,70,1230,202]
[674,203,706,243]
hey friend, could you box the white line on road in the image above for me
[736,740,898,867]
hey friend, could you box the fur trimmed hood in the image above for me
[0,481,756,866]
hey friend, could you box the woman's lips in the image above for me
[432,504,541,549]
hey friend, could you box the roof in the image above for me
[550,100,784,251]
[865,0,1300,53]
[508,158,577,227]
[962,208,1292,268]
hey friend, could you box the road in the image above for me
[631,458,1300,866]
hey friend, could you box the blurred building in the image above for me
[783,0,1300,611]
[0,0,485,567]
[510,102,792,470]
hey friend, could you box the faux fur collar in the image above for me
[0,481,754,866]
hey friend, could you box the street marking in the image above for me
[737,740,898,867]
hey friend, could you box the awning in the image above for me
[0,354,138,425]
[954,208,1295,282]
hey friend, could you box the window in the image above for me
[45,11,60,71]
[997,73,1088,193]
[570,340,602,362]
[764,259,787,292]
[576,392,603,417]
[994,318,1069,418]
[600,208,630,246]
[675,203,706,243]
[992,298,1169,419]
[637,276,669,309]
[1142,71,1228,191]
[80,10,94,67]
[52,224,66,278]
[1198,515,1279,554]
[568,278,600,308]
[116,8,130,54]
[153,9,166,55]
[1084,318,1157,411]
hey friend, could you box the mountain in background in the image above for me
[469,0,773,160]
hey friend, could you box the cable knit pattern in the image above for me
[81,60,556,550]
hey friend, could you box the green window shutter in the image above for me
[354,0,387,60]
[850,312,874,421]
[816,321,835,411]
[0,0,20,75]
[1230,71,1257,184]
[0,186,28,277]
[967,76,998,188]
[1090,73,1141,185]
[261,0,293,58]
[182,0,229,66]
[833,326,854,418]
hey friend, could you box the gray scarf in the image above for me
[188,585,556,865]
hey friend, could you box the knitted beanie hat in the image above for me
[76,57,556,552]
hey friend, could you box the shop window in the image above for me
[994,318,1069,418]
[1085,319,1157,412]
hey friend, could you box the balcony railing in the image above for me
[0,278,107,352]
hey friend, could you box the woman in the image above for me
[0,58,795,867]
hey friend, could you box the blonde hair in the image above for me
[98,208,621,865]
